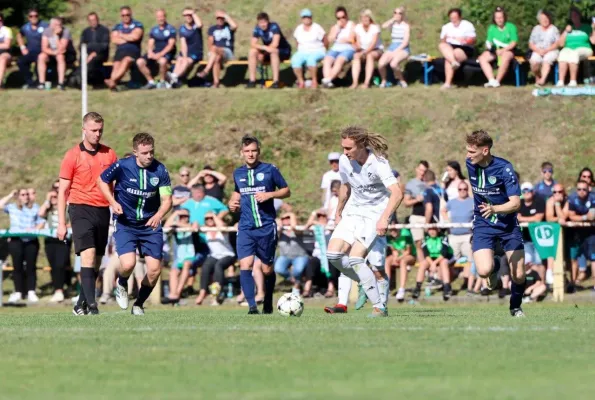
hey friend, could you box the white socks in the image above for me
[337,273,352,306]
[349,257,384,309]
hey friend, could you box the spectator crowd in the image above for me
[1,4,594,90]
[1,154,594,307]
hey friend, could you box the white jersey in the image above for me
[339,152,397,217]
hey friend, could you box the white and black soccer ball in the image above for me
[276,293,304,317]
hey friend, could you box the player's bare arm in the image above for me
[334,182,351,224]
[96,177,123,215]
[254,186,291,203]
[146,194,172,229]
[57,178,72,240]
[479,195,520,218]
[377,182,403,236]
[228,191,240,212]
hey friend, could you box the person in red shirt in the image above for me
[57,111,117,315]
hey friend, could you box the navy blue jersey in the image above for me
[466,156,520,228]
[233,162,288,230]
[150,23,176,53]
[19,21,49,52]
[101,157,172,227]
[252,22,291,52]
[179,23,203,55]
[112,19,144,52]
[534,179,556,200]
[208,23,234,51]
[423,186,441,223]
[568,193,594,216]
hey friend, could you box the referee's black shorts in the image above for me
[68,204,111,256]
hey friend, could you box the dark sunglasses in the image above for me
[542,169,553,173]
[577,188,588,192]
[553,190,564,194]
[581,174,592,179]
[329,160,339,163]
[522,189,533,193]
[121,13,131,17]
[394,11,403,14]
[180,173,189,177]
[336,15,346,20]
[29,14,39,18]
[183,14,193,17]
[458,188,468,191]
[19,193,29,197]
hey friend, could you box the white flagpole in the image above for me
[81,43,88,139]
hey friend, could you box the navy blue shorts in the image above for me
[236,224,277,265]
[114,222,163,260]
[472,223,524,253]
[178,52,203,63]
[142,52,175,65]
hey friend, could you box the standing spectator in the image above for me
[378,6,410,88]
[188,165,227,201]
[104,6,144,91]
[478,7,518,88]
[438,8,476,90]
[39,188,71,303]
[80,12,110,85]
[528,11,560,87]
[172,166,192,209]
[567,180,595,290]
[183,184,229,226]
[545,183,567,285]
[136,9,177,90]
[517,183,546,279]
[350,9,383,89]
[37,17,76,91]
[577,167,593,190]
[325,180,341,229]
[274,213,310,295]
[556,7,595,87]
[0,13,13,89]
[385,228,416,302]
[0,189,45,304]
[198,212,236,305]
[197,10,238,88]
[534,161,556,200]
[442,160,467,202]
[423,170,441,224]
[321,6,355,88]
[320,152,341,205]
[168,8,203,88]
[404,160,429,263]
[17,8,49,89]
[291,9,327,89]
[443,181,474,290]
[247,12,291,88]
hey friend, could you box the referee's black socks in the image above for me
[80,267,97,306]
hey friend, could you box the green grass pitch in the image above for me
[1,302,593,399]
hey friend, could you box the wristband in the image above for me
[20,45,26,50]
[583,215,587,221]
[555,202,561,207]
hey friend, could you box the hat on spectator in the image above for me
[327,152,341,161]
[300,9,312,18]
[203,164,213,170]
[521,182,534,191]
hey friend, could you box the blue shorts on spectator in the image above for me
[291,50,325,68]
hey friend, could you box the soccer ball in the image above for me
[276,293,304,317]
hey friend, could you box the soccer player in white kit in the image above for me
[323,126,403,317]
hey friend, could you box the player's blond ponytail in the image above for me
[340,126,389,158]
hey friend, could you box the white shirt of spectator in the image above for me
[207,231,235,259]
[0,26,13,43]
[354,23,383,50]
[440,20,476,47]
[529,24,560,50]
[294,23,326,52]
[339,152,397,217]
[320,169,341,205]
[331,21,355,52]
[445,183,459,202]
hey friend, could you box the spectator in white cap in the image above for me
[320,152,341,205]
[291,8,327,88]
[517,182,546,279]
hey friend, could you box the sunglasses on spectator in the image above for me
[329,160,339,163]
[183,14,193,17]
[336,15,346,20]
[542,169,553,173]
[577,188,588,192]
[394,11,403,15]
[553,190,564,194]
[180,173,189,177]
[121,13,131,17]
[581,175,592,179]
[458,188,468,192]
[522,189,533,193]
[29,14,39,18]
[179,214,190,218]
[19,193,29,197]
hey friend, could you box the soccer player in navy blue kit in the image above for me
[229,135,291,314]
[247,12,292,88]
[137,9,177,89]
[465,130,526,317]
[97,133,173,315]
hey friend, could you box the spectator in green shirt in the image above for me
[478,7,519,88]
[385,227,416,302]
[413,227,454,301]
[556,7,595,87]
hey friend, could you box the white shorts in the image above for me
[330,213,387,269]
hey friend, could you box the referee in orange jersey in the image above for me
[57,112,117,315]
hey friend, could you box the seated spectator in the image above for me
[577,167,593,191]
[39,188,71,303]
[172,166,192,209]
[378,6,410,88]
[557,7,595,87]
[168,8,203,88]
[104,6,144,91]
[274,212,310,295]
[38,17,76,90]
[528,11,560,87]
[247,12,291,88]
[523,264,547,303]
[534,161,556,200]
[321,6,355,88]
[188,165,227,201]
[442,160,467,202]
[413,227,454,301]
[0,13,13,89]
[517,183,546,279]
[404,160,429,264]
[545,183,567,285]
[438,8,477,90]
[27,188,37,204]
[80,12,110,85]
[350,9,383,89]
[164,209,199,303]
[291,9,327,89]
[17,8,49,89]
[567,180,595,291]
[0,189,45,304]
[305,208,335,297]
[198,212,236,305]
[137,9,177,90]
[320,152,341,205]
[197,10,238,88]
[385,228,416,302]
[478,7,518,88]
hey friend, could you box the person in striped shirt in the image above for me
[378,6,411,88]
